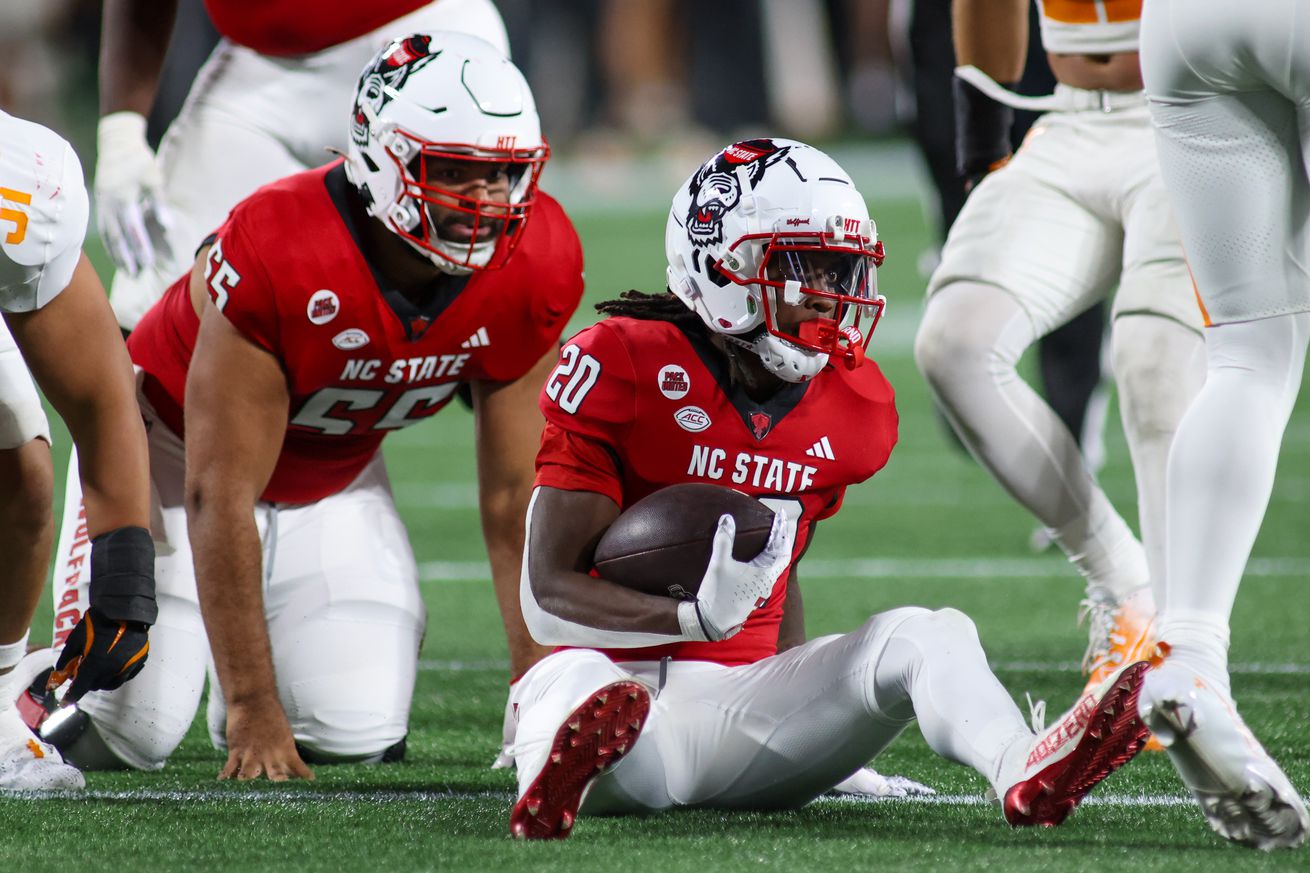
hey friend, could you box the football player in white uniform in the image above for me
[914,0,1205,698]
[0,111,156,790]
[1136,0,1310,851]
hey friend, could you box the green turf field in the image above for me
[3,195,1308,872]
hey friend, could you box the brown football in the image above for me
[592,484,775,599]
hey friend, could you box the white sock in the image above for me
[1162,314,1310,661]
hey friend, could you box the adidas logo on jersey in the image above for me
[805,437,836,461]
[461,327,491,349]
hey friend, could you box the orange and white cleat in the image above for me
[998,660,1152,827]
[509,681,651,840]
[1079,587,1164,750]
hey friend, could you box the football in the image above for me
[592,483,775,599]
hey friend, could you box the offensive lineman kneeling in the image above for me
[510,139,1152,839]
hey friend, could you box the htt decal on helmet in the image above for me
[684,139,790,248]
[350,35,440,150]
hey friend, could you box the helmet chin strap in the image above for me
[723,331,828,383]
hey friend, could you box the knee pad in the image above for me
[281,669,411,762]
[891,607,981,651]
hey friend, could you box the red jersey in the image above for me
[535,317,899,666]
[204,0,431,56]
[130,161,583,504]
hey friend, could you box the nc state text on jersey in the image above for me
[688,444,817,492]
[339,353,471,384]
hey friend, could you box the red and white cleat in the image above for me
[509,681,651,841]
[1001,660,1152,827]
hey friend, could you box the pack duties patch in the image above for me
[658,365,690,400]
[684,139,790,248]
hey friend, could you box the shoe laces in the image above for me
[1077,597,1128,675]
[1025,692,1047,734]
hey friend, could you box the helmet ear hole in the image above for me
[707,267,731,288]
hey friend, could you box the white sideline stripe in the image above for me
[418,556,1310,582]
[13,789,1309,809]
[414,659,1310,675]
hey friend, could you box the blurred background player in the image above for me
[509,139,1151,840]
[914,0,1205,696]
[95,0,510,332]
[1135,0,1310,850]
[0,110,155,789]
[37,33,582,780]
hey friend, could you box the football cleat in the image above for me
[999,660,1151,827]
[827,767,936,798]
[0,696,83,792]
[1080,587,1156,689]
[509,681,651,840]
[1139,662,1308,851]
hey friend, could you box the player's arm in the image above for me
[183,290,312,782]
[469,350,558,677]
[97,0,180,275]
[5,254,156,699]
[952,0,1027,183]
[525,484,794,646]
[775,566,805,653]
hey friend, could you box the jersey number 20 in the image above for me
[545,343,601,414]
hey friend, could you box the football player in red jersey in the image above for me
[508,139,1153,840]
[36,33,583,781]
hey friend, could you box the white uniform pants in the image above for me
[0,320,49,450]
[109,0,510,329]
[512,608,1031,812]
[1141,0,1310,324]
[51,397,426,770]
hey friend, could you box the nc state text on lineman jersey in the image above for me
[339,353,471,384]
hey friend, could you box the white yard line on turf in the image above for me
[13,789,1310,808]
[417,556,1310,582]
[414,658,1310,675]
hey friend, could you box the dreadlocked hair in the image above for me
[595,289,706,333]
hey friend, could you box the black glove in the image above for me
[50,609,150,703]
[953,74,1016,186]
[49,526,157,702]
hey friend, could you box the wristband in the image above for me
[89,526,158,626]
[677,601,710,642]
[953,75,1016,181]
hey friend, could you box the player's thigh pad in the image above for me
[59,411,208,770]
[253,454,426,760]
[592,607,931,812]
[0,321,49,449]
[927,111,1127,336]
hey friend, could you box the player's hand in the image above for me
[95,111,172,276]
[219,701,315,782]
[47,608,150,703]
[679,512,794,642]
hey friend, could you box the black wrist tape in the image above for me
[89,526,158,626]
[953,76,1016,180]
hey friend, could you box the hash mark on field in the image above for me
[418,556,1310,582]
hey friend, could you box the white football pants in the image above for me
[109,0,510,330]
[51,397,426,770]
[1141,0,1310,686]
[512,608,1032,811]
[917,93,1205,598]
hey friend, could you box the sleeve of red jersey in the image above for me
[534,321,635,504]
[202,214,281,355]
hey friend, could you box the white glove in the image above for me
[828,767,937,799]
[677,511,794,642]
[95,111,172,276]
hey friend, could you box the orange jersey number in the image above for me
[0,187,32,245]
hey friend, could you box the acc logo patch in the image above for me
[674,406,711,433]
[307,289,340,325]
[332,328,370,350]
[658,365,691,400]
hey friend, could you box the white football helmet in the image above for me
[346,32,548,274]
[666,139,886,382]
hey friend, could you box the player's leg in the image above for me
[42,412,210,771]
[227,454,426,763]
[1138,0,1310,848]
[0,329,80,789]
